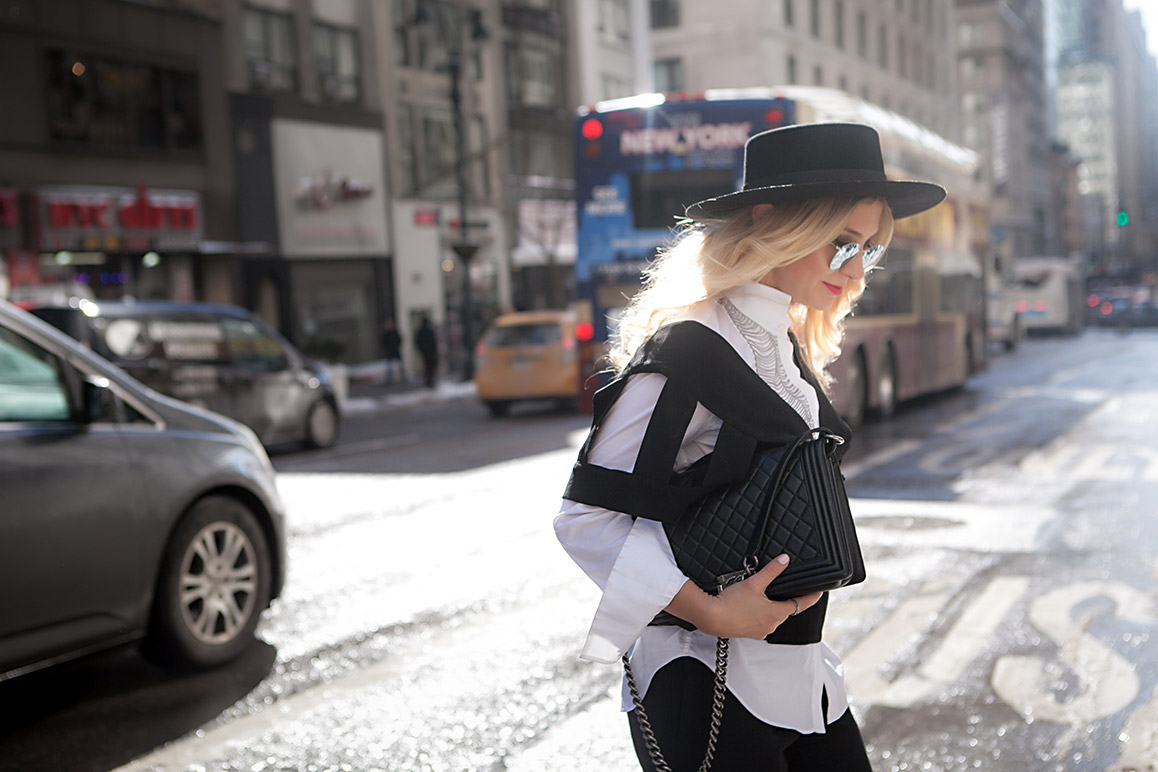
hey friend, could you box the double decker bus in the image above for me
[574,86,987,425]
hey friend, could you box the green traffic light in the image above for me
[1117,211,1129,226]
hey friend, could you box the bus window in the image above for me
[940,253,983,314]
[857,248,914,317]
[630,169,735,230]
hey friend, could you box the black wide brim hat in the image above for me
[685,122,946,222]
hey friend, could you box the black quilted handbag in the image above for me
[667,426,865,604]
[624,427,865,772]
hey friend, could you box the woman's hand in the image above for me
[664,554,823,640]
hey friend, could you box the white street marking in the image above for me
[992,581,1158,762]
[844,575,1027,709]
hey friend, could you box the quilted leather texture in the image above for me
[665,431,865,602]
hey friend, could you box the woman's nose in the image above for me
[840,253,866,280]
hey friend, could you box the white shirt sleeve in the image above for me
[554,371,721,663]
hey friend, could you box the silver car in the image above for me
[0,300,287,680]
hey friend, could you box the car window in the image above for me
[222,318,290,372]
[98,317,229,363]
[487,323,563,347]
[0,327,71,422]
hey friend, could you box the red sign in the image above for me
[0,190,18,227]
[36,184,203,251]
[414,210,439,226]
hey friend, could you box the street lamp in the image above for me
[415,0,488,380]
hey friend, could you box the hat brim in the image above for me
[684,180,947,222]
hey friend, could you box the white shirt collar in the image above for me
[724,283,793,333]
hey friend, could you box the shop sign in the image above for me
[271,119,388,257]
[35,184,203,252]
[0,189,21,250]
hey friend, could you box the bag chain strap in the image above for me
[622,635,730,772]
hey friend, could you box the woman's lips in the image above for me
[822,282,843,295]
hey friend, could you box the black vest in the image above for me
[564,321,851,645]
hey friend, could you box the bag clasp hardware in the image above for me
[715,555,758,594]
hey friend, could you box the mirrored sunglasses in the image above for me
[829,241,886,272]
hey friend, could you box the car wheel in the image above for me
[305,399,339,449]
[875,347,897,418]
[486,400,510,418]
[146,496,271,669]
[842,350,868,429]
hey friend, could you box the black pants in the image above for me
[628,657,873,772]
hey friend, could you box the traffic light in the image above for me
[1117,210,1129,226]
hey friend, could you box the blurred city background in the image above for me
[3,2,1158,772]
[1,0,1156,378]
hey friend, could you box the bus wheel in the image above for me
[843,350,868,429]
[875,348,897,418]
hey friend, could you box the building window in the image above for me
[243,6,297,92]
[810,0,820,38]
[650,0,679,28]
[814,64,823,85]
[878,24,888,69]
[787,54,797,83]
[857,11,867,58]
[601,73,633,100]
[393,0,413,66]
[784,0,793,27]
[599,0,631,40]
[314,24,360,103]
[397,103,417,195]
[835,1,844,48]
[898,32,906,78]
[45,49,202,152]
[653,57,684,92]
[509,43,559,107]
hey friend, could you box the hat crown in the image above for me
[741,123,887,190]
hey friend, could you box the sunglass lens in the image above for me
[832,242,860,270]
[863,245,886,269]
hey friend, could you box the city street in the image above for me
[2,329,1157,772]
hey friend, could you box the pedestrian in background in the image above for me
[414,316,439,389]
[380,318,403,384]
[556,123,946,770]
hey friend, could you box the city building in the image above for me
[222,0,392,363]
[647,0,962,142]
[1047,0,1158,275]
[955,0,1052,261]
[0,0,234,308]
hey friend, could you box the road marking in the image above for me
[841,439,922,479]
[1109,682,1158,772]
[992,581,1157,762]
[844,575,1027,709]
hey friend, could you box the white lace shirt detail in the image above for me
[719,295,817,427]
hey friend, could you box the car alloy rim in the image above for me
[179,521,259,645]
[311,403,336,445]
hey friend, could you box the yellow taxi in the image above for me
[474,310,590,417]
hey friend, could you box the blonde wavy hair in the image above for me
[608,197,895,392]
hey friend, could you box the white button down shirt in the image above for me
[554,283,849,734]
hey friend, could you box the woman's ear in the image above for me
[752,203,774,223]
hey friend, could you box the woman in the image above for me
[556,123,945,770]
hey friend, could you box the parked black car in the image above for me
[30,301,340,449]
[0,300,287,680]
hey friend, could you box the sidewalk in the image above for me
[333,360,477,416]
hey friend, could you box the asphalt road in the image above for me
[1,328,1156,772]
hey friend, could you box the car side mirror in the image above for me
[80,376,113,424]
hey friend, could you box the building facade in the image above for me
[222,0,392,364]
[0,0,234,309]
[1047,0,1158,275]
[955,0,1052,261]
[647,0,962,141]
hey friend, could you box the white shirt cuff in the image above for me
[580,517,688,663]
